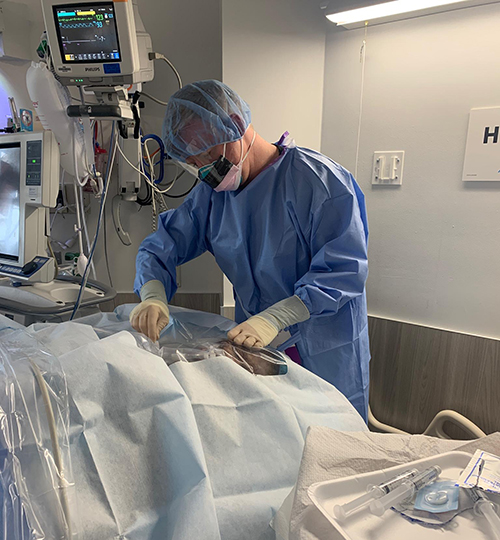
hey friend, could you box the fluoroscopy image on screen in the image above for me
[53,2,121,63]
[0,143,21,262]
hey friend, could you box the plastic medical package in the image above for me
[396,486,474,528]
[0,330,78,539]
[414,481,460,513]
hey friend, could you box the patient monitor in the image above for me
[41,0,154,87]
[0,131,59,283]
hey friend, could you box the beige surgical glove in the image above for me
[227,295,310,349]
[227,317,279,348]
[130,280,170,342]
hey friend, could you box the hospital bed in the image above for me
[0,305,366,540]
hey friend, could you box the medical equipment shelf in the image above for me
[0,275,115,317]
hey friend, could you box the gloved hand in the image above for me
[130,280,170,342]
[130,299,170,342]
[227,316,279,348]
[227,295,310,349]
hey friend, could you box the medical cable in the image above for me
[469,487,500,540]
[45,206,60,277]
[162,174,198,199]
[140,142,172,229]
[149,52,183,90]
[152,190,169,231]
[72,178,86,271]
[51,169,66,230]
[47,237,60,278]
[142,134,165,184]
[334,468,420,521]
[70,122,117,320]
[79,87,99,179]
[29,359,73,539]
[70,125,117,319]
[78,186,96,279]
[354,22,368,181]
[73,123,86,187]
[157,163,188,193]
[370,466,442,517]
[72,111,94,186]
[151,192,158,231]
[117,142,156,184]
[103,205,113,287]
[139,91,168,106]
[143,143,180,193]
[117,141,180,195]
[102,124,116,287]
[142,140,159,230]
[137,179,153,206]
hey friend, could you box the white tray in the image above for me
[308,451,500,540]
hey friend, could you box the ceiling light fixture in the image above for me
[325,0,499,29]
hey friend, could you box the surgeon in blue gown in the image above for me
[131,80,370,420]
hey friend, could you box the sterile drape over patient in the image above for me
[0,306,366,540]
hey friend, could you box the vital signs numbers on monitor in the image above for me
[42,0,154,86]
[53,3,122,64]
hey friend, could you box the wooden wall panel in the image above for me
[101,292,221,315]
[369,317,500,435]
[170,293,221,314]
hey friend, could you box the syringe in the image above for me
[468,487,500,540]
[370,465,442,517]
[333,468,420,521]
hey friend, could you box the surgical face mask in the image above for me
[198,130,256,192]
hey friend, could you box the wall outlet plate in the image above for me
[372,151,404,185]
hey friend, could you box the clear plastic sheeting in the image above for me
[162,340,288,375]
[77,304,289,375]
[75,303,236,343]
[0,330,77,540]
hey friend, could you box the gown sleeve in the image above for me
[294,175,368,318]
[134,188,211,301]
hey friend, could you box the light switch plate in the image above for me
[372,151,404,185]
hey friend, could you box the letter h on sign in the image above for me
[484,126,499,144]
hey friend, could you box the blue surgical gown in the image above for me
[135,146,370,420]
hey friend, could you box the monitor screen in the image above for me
[53,2,121,63]
[0,143,21,262]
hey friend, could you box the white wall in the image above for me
[321,3,500,339]
[222,0,327,150]
[0,0,224,295]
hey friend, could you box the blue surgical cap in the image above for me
[162,80,252,162]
